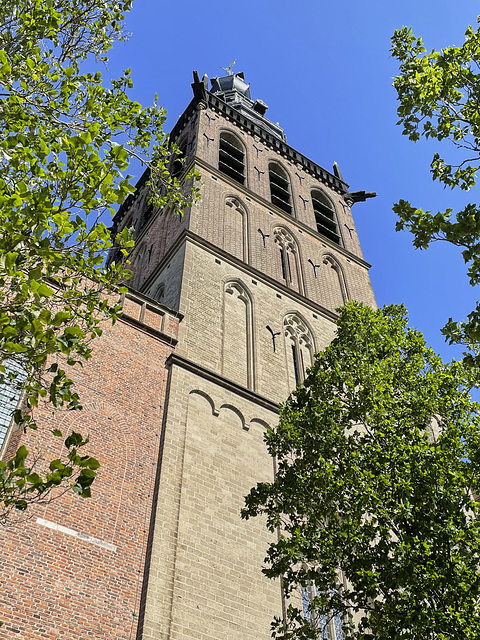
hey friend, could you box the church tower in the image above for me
[111,70,377,640]
[0,70,376,640]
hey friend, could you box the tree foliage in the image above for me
[243,302,480,640]
[0,0,195,519]
[392,20,480,361]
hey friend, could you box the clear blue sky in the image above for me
[106,0,480,361]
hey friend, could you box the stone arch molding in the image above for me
[187,389,270,432]
[283,312,316,354]
[189,389,218,416]
[322,253,350,304]
[219,403,248,431]
[225,279,252,303]
[249,418,272,432]
[225,195,246,212]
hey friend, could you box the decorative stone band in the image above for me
[36,517,117,552]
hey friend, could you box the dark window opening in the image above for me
[144,202,154,222]
[300,348,305,378]
[291,344,301,385]
[219,133,245,185]
[280,248,287,280]
[269,164,292,214]
[280,246,293,283]
[312,191,340,244]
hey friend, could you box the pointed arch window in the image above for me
[132,244,146,289]
[312,190,340,244]
[274,227,303,294]
[269,163,292,214]
[224,197,248,262]
[222,281,255,390]
[323,254,349,308]
[284,314,315,387]
[219,132,245,185]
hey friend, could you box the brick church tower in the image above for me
[0,70,376,640]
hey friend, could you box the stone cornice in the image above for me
[119,313,179,346]
[122,287,184,322]
[166,353,279,415]
[119,288,182,345]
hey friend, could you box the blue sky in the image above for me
[107,0,480,360]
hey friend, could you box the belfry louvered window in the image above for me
[312,190,340,244]
[219,133,245,185]
[269,163,292,214]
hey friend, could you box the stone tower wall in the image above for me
[0,75,377,640]
[136,92,377,639]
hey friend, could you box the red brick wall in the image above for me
[0,308,178,640]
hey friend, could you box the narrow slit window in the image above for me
[280,248,287,280]
[291,344,301,385]
[269,163,292,214]
[312,190,340,244]
[219,133,245,185]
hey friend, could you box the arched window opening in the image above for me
[291,343,301,386]
[132,244,146,289]
[284,314,315,387]
[143,201,155,223]
[312,190,340,244]
[219,132,245,185]
[269,163,292,214]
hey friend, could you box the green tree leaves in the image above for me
[244,303,480,640]
[392,20,480,360]
[0,0,195,519]
[0,430,99,523]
